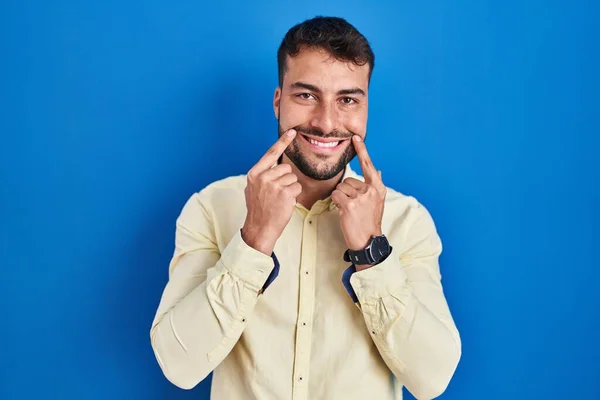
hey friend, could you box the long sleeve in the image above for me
[150,192,277,390]
[347,204,461,400]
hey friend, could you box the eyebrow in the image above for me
[337,88,366,96]
[290,81,366,97]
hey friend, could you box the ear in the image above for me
[273,87,281,119]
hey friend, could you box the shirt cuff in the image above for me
[341,264,359,303]
[347,252,408,304]
[262,253,280,293]
[219,229,276,292]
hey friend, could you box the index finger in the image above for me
[252,129,297,173]
[352,135,383,187]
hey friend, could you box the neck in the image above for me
[281,155,345,210]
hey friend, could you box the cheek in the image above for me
[279,99,311,128]
[343,111,368,135]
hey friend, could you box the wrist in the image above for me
[355,263,373,272]
[344,233,391,268]
[241,225,275,255]
[348,228,383,251]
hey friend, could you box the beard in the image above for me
[278,122,361,181]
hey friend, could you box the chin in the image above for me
[289,151,349,181]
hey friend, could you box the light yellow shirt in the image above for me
[150,164,461,400]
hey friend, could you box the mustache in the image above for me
[293,125,355,140]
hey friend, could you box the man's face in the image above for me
[273,48,370,181]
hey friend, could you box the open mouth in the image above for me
[299,134,350,152]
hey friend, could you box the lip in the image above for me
[299,134,350,152]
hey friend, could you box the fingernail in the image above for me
[286,129,296,137]
[353,135,362,142]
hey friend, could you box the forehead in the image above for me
[283,47,370,91]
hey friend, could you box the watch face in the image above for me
[369,236,390,262]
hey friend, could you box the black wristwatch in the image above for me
[343,235,392,265]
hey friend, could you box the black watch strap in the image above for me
[343,235,392,266]
[343,248,373,265]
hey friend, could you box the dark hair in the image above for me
[277,16,375,86]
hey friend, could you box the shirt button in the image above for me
[299,376,303,381]
[308,220,312,224]
[302,322,307,326]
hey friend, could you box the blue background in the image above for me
[1,1,598,399]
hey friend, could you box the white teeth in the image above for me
[308,137,340,148]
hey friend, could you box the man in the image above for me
[150,16,461,400]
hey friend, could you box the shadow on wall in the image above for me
[103,66,276,399]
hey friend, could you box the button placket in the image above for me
[292,214,318,399]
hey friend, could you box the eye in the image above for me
[340,97,358,105]
[296,93,316,101]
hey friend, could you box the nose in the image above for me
[309,102,340,135]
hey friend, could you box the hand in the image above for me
[241,129,302,255]
[332,135,386,268]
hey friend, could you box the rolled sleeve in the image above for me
[348,253,408,304]
[221,229,276,292]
